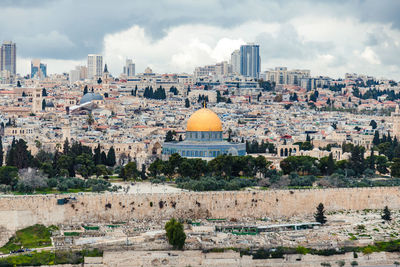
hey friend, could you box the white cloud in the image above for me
[15,17,400,80]
[102,23,259,75]
[360,47,381,65]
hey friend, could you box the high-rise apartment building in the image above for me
[87,54,103,79]
[31,59,47,79]
[0,41,16,75]
[264,67,310,86]
[240,44,260,79]
[69,69,80,84]
[230,50,240,74]
[123,59,135,77]
[194,61,229,78]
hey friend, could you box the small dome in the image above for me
[46,101,54,107]
[187,108,222,132]
[80,93,104,104]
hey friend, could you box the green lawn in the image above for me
[12,188,92,195]
[0,251,55,266]
[0,225,55,253]
[0,249,103,266]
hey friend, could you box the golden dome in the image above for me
[186,108,222,132]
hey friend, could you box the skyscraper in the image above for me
[230,50,240,74]
[0,41,16,75]
[87,54,103,79]
[31,59,47,79]
[123,59,135,77]
[240,43,260,79]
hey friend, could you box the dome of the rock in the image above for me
[186,108,222,132]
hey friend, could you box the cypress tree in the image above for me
[368,149,375,170]
[83,85,88,95]
[100,151,107,165]
[6,138,16,166]
[12,139,32,169]
[93,144,101,165]
[382,206,392,222]
[106,147,116,167]
[141,164,146,180]
[0,138,3,166]
[327,153,335,175]
[373,131,380,146]
[63,138,70,155]
[314,203,327,225]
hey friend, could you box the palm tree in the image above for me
[34,140,42,149]
[55,143,61,151]
[87,113,94,129]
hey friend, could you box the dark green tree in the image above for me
[0,166,18,186]
[373,131,380,146]
[165,218,186,250]
[148,158,164,178]
[185,98,190,108]
[375,155,389,174]
[381,206,392,221]
[75,153,95,179]
[83,85,88,95]
[140,164,147,180]
[93,144,101,165]
[6,139,32,169]
[0,138,3,166]
[348,145,365,176]
[100,151,107,165]
[42,99,46,111]
[42,88,47,97]
[121,162,139,180]
[314,203,327,225]
[165,130,176,142]
[106,146,116,167]
[326,153,335,175]
[370,120,377,129]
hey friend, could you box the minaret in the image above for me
[392,104,400,138]
[102,63,110,91]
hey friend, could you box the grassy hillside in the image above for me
[0,224,56,253]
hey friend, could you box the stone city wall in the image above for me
[0,187,399,231]
[99,250,400,267]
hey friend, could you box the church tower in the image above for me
[392,105,400,138]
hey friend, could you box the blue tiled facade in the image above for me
[162,130,246,159]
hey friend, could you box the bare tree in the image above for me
[18,168,48,190]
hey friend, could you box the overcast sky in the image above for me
[2,0,400,79]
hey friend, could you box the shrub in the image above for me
[165,218,186,250]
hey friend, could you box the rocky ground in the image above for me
[47,208,400,252]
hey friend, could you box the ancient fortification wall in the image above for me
[0,187,398,231]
